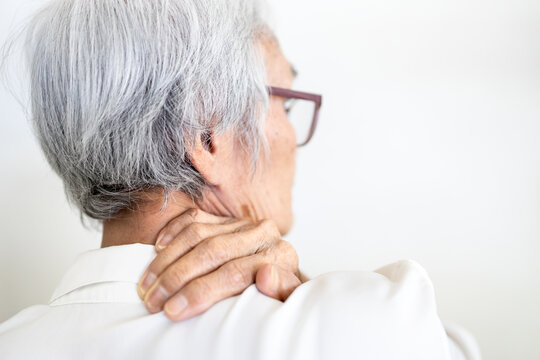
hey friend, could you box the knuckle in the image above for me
[276,240,299,269]
[258,218,273,231]
[160,266,187,294]
[187,208,200,221]
[184,278,212,304]
[199,239,228,265]
[146,250,174,275]
[233,220,253,233]
[233,220,258,234]
[223,261,250,286]
[146,262,160,277]
[259,219,280,238]
[186,222,204,240]
[162,214,189,238]
[277,239,293,252]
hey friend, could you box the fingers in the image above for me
[162,255,299,321]
[255,263,302,302]
[140,220,282,313]
[138,219,251,298]
[257,238,300,274]
[155,208,232,250]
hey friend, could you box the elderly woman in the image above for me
[0,0,479,359]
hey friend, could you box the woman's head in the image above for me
[23,0,297,233]
[189,35,298,234]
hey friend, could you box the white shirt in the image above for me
[0,244,480,360]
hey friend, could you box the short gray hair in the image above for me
[15,0,272,220]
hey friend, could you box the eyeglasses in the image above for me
[267,86,322,147]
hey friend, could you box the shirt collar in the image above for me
[49,243,157,305]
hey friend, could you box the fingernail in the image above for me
[138,271,156,297]
[156,235,172,250]
[164,295,188,317]
[146,285,169,312]
[270,266,279,292]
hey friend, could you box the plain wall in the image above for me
[1,0,539,359]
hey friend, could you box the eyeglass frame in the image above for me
[266,86,322,147]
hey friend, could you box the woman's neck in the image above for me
[100,187,259,248]
[100,191,199,248]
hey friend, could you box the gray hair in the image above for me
[10,0,272,220]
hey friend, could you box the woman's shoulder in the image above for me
[292,259,436,307]
[254,259,453,360]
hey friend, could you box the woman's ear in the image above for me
[189,130,234,186]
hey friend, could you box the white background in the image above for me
[1,0,539,359]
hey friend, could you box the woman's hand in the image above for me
[137,208,306,321]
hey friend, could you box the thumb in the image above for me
[255,263,302,302]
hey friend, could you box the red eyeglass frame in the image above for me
[267,86,323,147]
